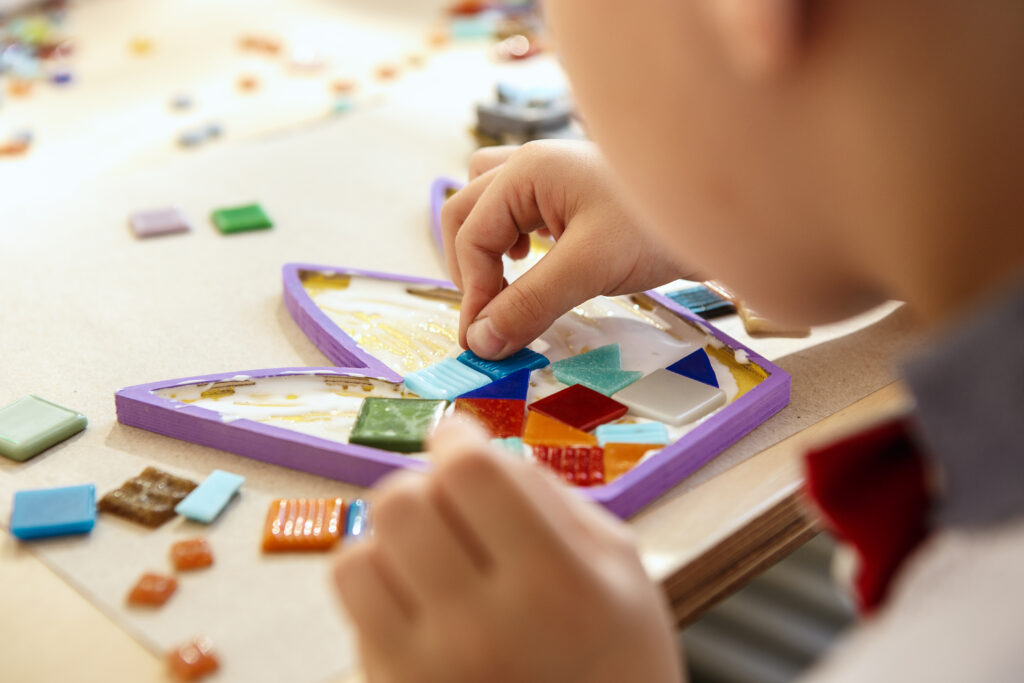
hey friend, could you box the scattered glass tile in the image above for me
[528,384,627,432]
[458,367,531,400]
[210,203,273,234]
[532,445,604,487]
[9,484,96,540]
[170,93,193,111]
[551,344,642,396]
[613,369,727,426]
[167,636,219,681]
[665,285,735,319]
[170,537,214,571]
[595,422,670,448]
[177,129,206,148]
[129,206,192,239]
[522,411,597,447]
[345,498,371,542]
[666,348,719,387]
[457,347,549,380]
[0,395,87,462]
[97,467,198,528]
[349,397,447,452]
[404,358,490,400]
[174,470,244,523]
[127,572,178,607]
[454,398,525,438]
[491,436,525,456]
[604,443,662,482]
[262,498,345,552]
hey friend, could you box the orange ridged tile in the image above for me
[522,411,597,447]
[261,498,345,552]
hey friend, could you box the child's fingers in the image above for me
[371,471,489,604]
[461,231,597,359]
[468,145,519,180]
[441,166,501,292]
[334,541,416,644]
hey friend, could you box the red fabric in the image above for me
[804,417,931,614]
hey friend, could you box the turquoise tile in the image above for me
[595,422,671,447]
[10,484,96,540]
[551,344,642,396]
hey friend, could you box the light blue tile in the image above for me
[10,484,96,540]
[174,470,245,523]
[404,358,490,400]
[595,422,671,447]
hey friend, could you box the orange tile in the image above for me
[603,443,662,482]
[170,537,214,571]
[127,572,178,607]
[262,498,345,552]
[522,411,597,447]
[167,636,219,680]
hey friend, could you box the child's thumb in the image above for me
[464,244,595,359]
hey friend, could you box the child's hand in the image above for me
[442,141,693,359]
[333,419,684,683]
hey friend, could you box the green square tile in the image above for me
[0,396,88,462]
[210,203,273,234]
[349,398,447,453]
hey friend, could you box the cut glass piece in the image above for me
[349,398,447,453]
[170,537,214,571]
[614,369,727,426]
[666,348,719,388]
[404,358,490,400]
[595,422,670,448]
[532,445,605,487]
[457,347,549,380]
[129,206,192,238]
[127,572,178,607]
[454,398,526,438]
[528,384,627,432]
[604,443,662,482]
[97,467,198,528]
[174,470,244,524]
[9,484,96,540]
[262,498,345,552]
[458,368,531,401]
[522,411,597,447]
[210,203,273,234]
[0,395,87,462]
[167,636,219,680]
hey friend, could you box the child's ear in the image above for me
[703,0,805,79]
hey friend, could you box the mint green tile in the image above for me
[349,398,447,453]
[0,396,87,462]
[210,203,273,234]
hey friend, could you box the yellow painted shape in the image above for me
[705,345,768,400]
[301,272,352,298]
[200,387,235,400]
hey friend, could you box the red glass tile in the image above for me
[532,445,605,487]
[528,384,627,432]
[453,398,526,438]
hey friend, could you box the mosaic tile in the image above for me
[528,384,627,432]
[349,398,447,453]
[613,369,727,426]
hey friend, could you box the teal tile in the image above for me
[552,344,642,395]
[595,422,671,447]
[404,358,490,400]
[0,395,87,462]
[552,344,622,374]
[210,203,273,234]
[349,398,447,453]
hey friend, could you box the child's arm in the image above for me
[334,419,685,683]
[442,140,695,359]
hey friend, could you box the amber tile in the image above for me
[453,398,525,438]
[522,411,597,447]
[167,636,219,680]
[604,443,663,482]
[170,537,214,571]
[127,572,178,607]
[98,467,198,528]
[262,498,345,552]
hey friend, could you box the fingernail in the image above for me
[466,318,506,358]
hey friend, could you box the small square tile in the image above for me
[522,411,597,447]
[210,203,273,234]
[613,369,727,426]
[532,445,605,487]
[666,348,719,387]
[98,467,198,528]
[170,537,214,571]
[129,206,192,238]
[595,422,671,448]
[404,358,490,400]
[665,285,735,319]
[262,498,345,552]
[127,572,178,607]
[604,443,662,482]
[529,384,627,432]
[454,398,525,438]
[0,395,87,462]
[349,398,447,452]
[457,347,549,380]
[9,484,96,539]
[458,368,531,400]
[345,498,372,542]
[491,436,525,457]
[174,469,244,523]
[167,637,219,680]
